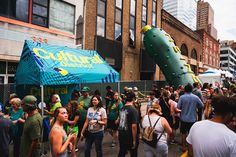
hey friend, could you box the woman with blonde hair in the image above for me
[9,98,26,157]
[49,107,77,157]
[142,104,172,157]
[45,94,62,117]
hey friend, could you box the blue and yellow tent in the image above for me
[15,40,119,85]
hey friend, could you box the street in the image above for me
[9,131,183,157]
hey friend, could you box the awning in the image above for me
[15,40,119,85]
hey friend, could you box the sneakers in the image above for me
[75,148,79,152]
[170,140,178,145]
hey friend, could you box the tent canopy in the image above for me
[15,40,119,85]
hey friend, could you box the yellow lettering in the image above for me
[33,48,50,59]
[91,54,103,64]
[79,57,89,63]
[49,52,60,60]
[65,53,81,62]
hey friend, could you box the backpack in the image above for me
[142,116,163,148]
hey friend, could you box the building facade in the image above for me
[0,0,81,84]
[163,0,197,30]
[197,0,217,39]
[76,0,163,81]
[220,40,236,73]
[196,29,220,71]
[161,9,202,78]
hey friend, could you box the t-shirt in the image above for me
[9,108,24,137]
[0,116,13,151]
[78,96,91,121]
[50,102,62,112]
[87,107,107,133]
[10,108,24,121]
[20,112,43,157]
[107,100,123,120]
[177,93,203,122]
[186,120,236,157]
[118,105,139,143]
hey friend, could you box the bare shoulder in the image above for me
[50,126,63,138]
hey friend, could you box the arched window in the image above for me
[180,44,188,56]
[191,49,197,60]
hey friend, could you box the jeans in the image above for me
[13,137,21,157]
[85,131,104,157]
[143,142,168,157]
[118,135,139,157]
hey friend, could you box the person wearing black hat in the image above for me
[20,95,43,157]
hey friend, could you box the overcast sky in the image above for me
[204,0,236,41]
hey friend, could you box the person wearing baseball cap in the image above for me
[20,95,43,157]
[77,86,92,138]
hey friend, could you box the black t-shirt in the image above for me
[118,105,139,141]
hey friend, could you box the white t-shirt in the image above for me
[142,115,167,144]
[87,107,107,133]
[186,120,236,157]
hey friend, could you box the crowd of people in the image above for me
[0,82,236,157]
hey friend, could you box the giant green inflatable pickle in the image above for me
[141,25,201,88]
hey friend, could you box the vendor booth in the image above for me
[15,40,119,106]
[198,69,234,86]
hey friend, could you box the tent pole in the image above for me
[118,81,120,94]
[41,85,44,116]
[40,85,44,155]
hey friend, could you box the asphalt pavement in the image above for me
[10,130,183,157]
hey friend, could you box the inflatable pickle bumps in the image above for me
[141,25,201,88]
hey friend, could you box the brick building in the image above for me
[196,29,220,71]
[76,0,163,80]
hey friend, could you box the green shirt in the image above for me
[108,100,123,120]
[78,96,91,121]
[50,102,62,112]
[20,112,43,157]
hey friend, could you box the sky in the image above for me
[204,0,236,41]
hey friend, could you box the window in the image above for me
[49,0,75,33]
[0,0,76,33]
[152,0,157,27]
[7,62,18,74]
[191,49,197,60]
[115,0,122,41]
[96,0,106,37]
[180,44,188,57]
[220,50,228,55]
[142,0,147,27]
[32,0,49,27]
[129,0,136,47]
[0,0,29,22]
[0,61,6,74]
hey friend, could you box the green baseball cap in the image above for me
[81,86,90,92]
[22,95,37,107]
